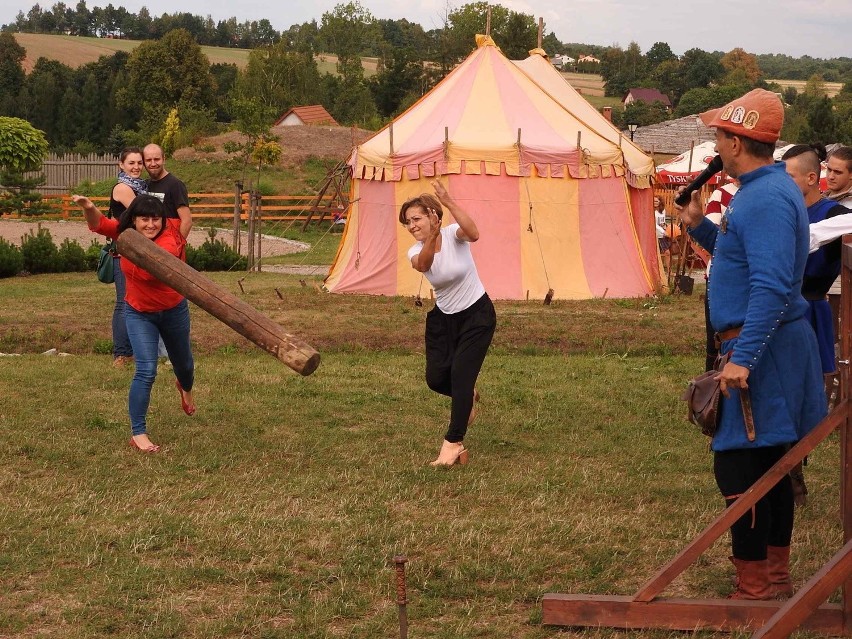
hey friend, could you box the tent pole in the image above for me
[537,18,543,49]
[390,122,394,156]
[687,141,695,173]
[444,127,449,160]
[486,6,491,36]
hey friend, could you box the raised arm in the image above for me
[411,211,441,272]
[71,194,106,231]
[432,180,479,242]
[112,182,137,209]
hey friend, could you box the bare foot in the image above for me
[130,434,160,452]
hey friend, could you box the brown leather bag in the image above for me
[681,352,756,441]
[681,352,731,437]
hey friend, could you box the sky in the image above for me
[1,0,850,60]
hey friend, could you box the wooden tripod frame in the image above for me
[543,238,852,637]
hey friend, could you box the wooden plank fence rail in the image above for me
[1,193,343,223]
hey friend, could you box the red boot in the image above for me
[729,557,773,600]
[767,546,794,599]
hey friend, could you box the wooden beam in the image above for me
[634,404,846,602]
[755,538,852,639]
[117,229,320,376]
[541,595,844,634]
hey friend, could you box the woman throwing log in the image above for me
[73,194,196,453]
[400,180,496,466]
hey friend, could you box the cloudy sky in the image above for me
[1,0,849,59]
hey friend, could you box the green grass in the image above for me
[0,275,843,637]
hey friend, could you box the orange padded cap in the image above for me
[700,89,784,144]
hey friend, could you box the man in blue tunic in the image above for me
[677,89,826,600]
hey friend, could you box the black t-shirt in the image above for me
[146,172,189,219]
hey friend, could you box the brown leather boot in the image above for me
[729,557,773,600]
[767,546,793,599]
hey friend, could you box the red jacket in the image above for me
[94,217,187,312]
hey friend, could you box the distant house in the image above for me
[273,105,338,127]
[623,88,672,110]
[577,55,600,64]
[551,54,575,69]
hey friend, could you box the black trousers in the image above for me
[713,446,794,560]
[425,293,496,443]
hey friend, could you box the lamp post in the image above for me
[627,122,638,141]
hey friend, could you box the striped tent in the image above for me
[325,37,662,300]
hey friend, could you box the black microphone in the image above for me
[674,155,723,206]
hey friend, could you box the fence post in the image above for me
[254,192,262,272]
[246,189,256,272]
[232,181,242,255]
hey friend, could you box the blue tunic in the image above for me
[689,163,826,451]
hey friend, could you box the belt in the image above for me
[715,325,742,346]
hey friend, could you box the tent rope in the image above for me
[523,179,552,295]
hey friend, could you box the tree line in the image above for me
[601,41,852,144]
[1,0,851,152]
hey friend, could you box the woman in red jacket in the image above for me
[73,194,196,452]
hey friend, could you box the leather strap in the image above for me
[715,325,742,345]
[740,388,756,442]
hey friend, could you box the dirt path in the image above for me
[0,219,310,258]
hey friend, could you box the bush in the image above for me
[84,239,104,270]
[0,237,23,278]
[58,238,88,272]
[186,227,247,271]
[20,226,61,274]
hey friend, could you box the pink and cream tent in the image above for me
[325,37,661,300]
[654,141,724,186]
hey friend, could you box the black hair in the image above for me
[720,129,775,159]
[117,194,167,240]
[781,143,825,175]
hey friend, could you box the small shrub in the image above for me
[84,239,104,270]
[0,237,23,277]
[20,226,61,274]
[58,238,88,272]
[186,227,247,271]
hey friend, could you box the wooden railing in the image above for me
[1,192,344,223]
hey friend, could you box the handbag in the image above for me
[681,352,729,437]
[681,351,755,441]
[97,241,116,284]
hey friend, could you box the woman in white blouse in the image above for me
[400,181,497,466]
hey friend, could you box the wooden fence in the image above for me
[35,192,342,223]
[19,153,120,194]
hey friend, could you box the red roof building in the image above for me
[274,105,338,127]
[622,88,672,109]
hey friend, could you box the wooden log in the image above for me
[116,229,320,376]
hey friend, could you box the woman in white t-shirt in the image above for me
[400,180,497,466]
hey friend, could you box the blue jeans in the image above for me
[112,258,133,358]
[124,299,194,436]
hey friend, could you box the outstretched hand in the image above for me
[431,179,451,205]
[71,194,94,210]
[426,209,441,239]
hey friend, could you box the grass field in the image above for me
[558,71,605,97]
[0,273,845,637]
[13,32,378,75]
[768,78,843,98]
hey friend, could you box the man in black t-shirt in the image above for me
[143,143,192,239]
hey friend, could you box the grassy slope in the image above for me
[13,32,378,75]
[0,274,842,638]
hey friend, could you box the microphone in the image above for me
[674,155,723,206]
